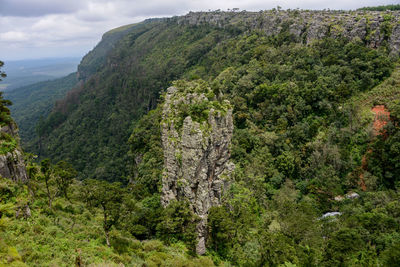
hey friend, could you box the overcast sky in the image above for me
[0,0,397,61]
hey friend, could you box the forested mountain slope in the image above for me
[35,17,239,181]
[2,22,143,151]
[126,41,400,265]
[77,22,142,81]
[2,7,400,266]
[1,58,80,91]
[35,9,400,182]
[4,73,78,145]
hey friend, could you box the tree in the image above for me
[40,158,56,209]
[323,228,363,266]
[0,61,6,81]
[53,160,77,200]
[82,179,125,246]
[208,206,235,258]
[0,61,12,125]
[156,200,198,253]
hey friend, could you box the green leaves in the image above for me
[39,158,77,208]
[0,132,17,155]
[82,179,126,246]
[53,161,77,200]
[156,200,198,253]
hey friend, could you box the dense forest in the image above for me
[358,4,400,11]
[4,73,78,144]
[1,6,400,266]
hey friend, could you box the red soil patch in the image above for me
[372,105,390,136]
[359,149,372,191]
[358,173,367,191]
[358,105,390,191]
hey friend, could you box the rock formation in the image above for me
[175,10,400,55]
[161,81,234,254]
[0,122,28,183]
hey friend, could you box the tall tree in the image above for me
[53,160,77,200]
[0,61,12,124]
[82,179,126,246]
[40,159,56,209]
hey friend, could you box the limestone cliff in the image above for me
[0,122,28,183]
[161,80,234,254]
[175,10,400,55]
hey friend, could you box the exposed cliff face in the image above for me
[161,81,234,254]
[77,23,140,81]
[0,123,28,183]
[176,10,400,54]
[77,9,400,83]
[77,19,164,82]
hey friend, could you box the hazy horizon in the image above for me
[0,57,81,90]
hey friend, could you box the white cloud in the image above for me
[0,0,396,60]
[77,1,117,22]
[0,31,29,42]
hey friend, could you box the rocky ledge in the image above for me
[175,9,400,55]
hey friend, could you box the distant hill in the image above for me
[0,58,80,91]
[358,4,400,11]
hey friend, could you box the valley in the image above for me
[1,6,400,266]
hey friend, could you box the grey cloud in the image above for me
[77,13,110,22]
[116,0,191,16]
[76,0,191,23]
[0,0,84,17]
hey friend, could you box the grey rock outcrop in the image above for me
[175,10,400,55]
[320,211,342,220]
[334,192,360,201]
[389,24,400,54]
[161,84,234,255]
[346,192,360,199]
[0,123,28,183]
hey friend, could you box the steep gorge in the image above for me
[3,7,400,265]
[36,9,400,183]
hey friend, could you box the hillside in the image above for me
[34,9,400,182]
[2,8,400,266]
[4,73,78,146]
[35,17,238,181]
